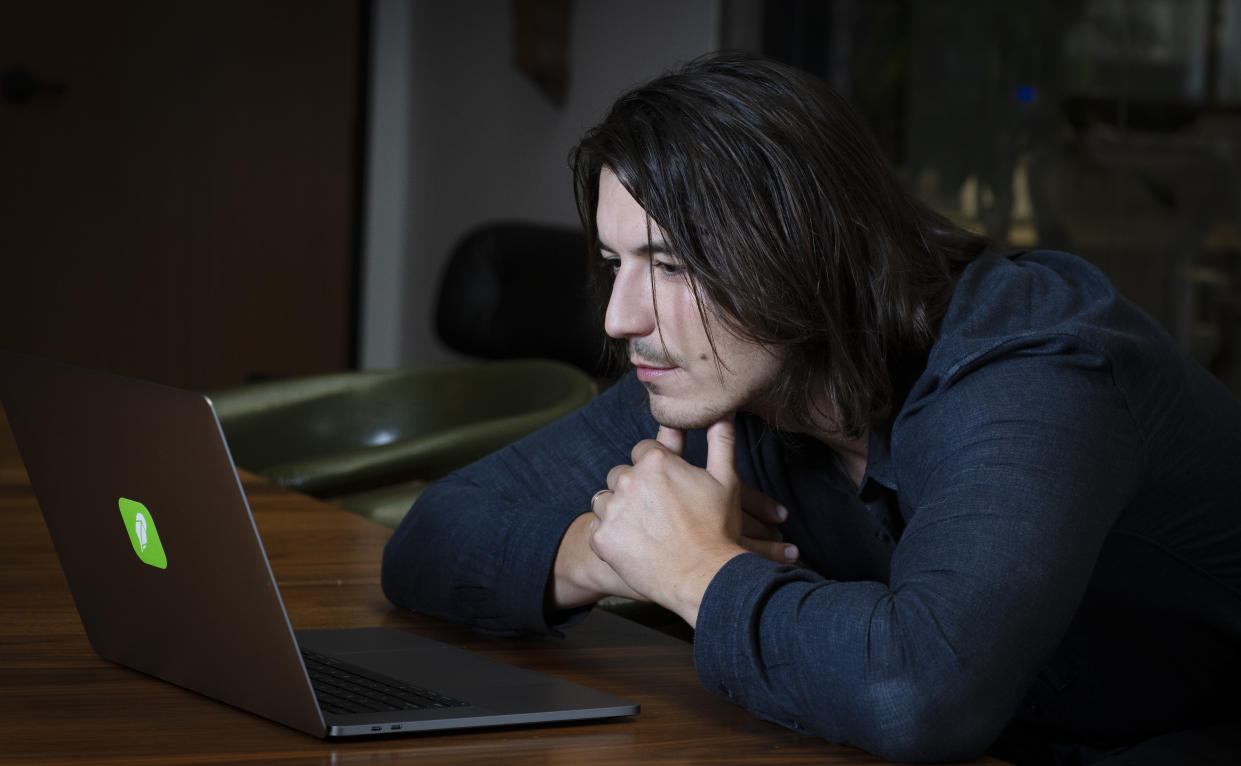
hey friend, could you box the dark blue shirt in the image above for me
[382,251,1241,762]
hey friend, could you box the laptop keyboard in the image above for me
[301,648,469,715]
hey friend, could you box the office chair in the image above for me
[211,222,606,517]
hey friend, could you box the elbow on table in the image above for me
[867,718,995,763]
[850,679,1013,763]
[379,498,428,608]
[379,531,408,608]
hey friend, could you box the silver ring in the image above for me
[590,489,612,514]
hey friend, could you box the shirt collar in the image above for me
[858,423,897,497]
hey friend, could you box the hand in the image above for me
[588,416,789,627]
[649,425,798,565]
[545,512,646,612]
[544,418,796,617]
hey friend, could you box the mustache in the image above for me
[629,339,679,367]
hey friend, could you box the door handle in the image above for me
[2,68,68,105]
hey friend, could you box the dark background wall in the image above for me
[5,0,1239,396]
[1,0,362,389]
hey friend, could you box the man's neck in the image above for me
[834,437,869,488]
[807,426,869,488]
[749,401,869,488]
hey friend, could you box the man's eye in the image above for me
[655,261,682,276]
[602,257,621,274]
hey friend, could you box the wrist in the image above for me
[666,543,746,629]
[547,513,641,610]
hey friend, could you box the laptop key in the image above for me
[317,691,375,715]
[301,648,467,714]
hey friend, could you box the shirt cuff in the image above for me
[692,552,801,700]
[488,505,590,637]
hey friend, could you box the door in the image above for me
[1,0,361,389]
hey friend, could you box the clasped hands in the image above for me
[581,416,797,628]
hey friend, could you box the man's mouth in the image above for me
[632,359,677,383]
[629,340,680,382]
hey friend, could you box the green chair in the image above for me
[209,359,596,519]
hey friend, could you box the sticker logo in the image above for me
[118,497,168,569]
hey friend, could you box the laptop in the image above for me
[0,351,638,738]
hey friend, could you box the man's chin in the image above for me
[647,398,722,431]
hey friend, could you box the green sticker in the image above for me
[118,497,168,569]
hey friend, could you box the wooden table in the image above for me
[0,405,1005,765]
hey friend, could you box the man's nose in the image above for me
[604,264,655,340]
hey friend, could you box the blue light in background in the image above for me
[1017,85,1037,103]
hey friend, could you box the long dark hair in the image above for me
[571,52,990,437]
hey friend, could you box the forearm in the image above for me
[692,464,1134,760]
[383,373,660,634]
[693,554,1025,762]
[381,473,581,636]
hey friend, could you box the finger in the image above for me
[739,482,788,525]
[590,489,612,517]
[630,438,656,464]
[741,513,782,542]
[656,425,684,455]
[705,415,738,485]
[605,464,627,491]
[740,536,799,564]
[630,434,679,466]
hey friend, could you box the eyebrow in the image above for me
[596,235,670,257]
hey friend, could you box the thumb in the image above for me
[705,415,738,484]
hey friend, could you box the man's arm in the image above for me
[579,348,1144,761]
[382,371,799,634]
[381,373,653,635]
[690,350,1144,762]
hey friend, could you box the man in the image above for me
[382,54,1241,764]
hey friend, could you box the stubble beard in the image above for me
[629,339,719,429]
[641,365,784,431]
[644,386,722,430]
[628,338,785,430]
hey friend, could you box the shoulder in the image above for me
[939,250,1124,357]
[888,251,1153,508]
[920,249,1175,388]
[893,251,1146,467]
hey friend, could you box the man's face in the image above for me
[596,167,783,430]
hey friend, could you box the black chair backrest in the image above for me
[435,222,615,379]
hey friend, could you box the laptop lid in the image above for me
[0,352,637,738]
